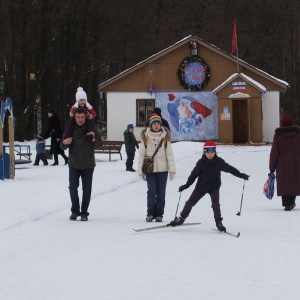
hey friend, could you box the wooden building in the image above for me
[98,35,289,143]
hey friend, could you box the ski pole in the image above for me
[236,180,246,216]
[174,191,182,219]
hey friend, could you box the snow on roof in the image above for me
[228,92,251,99]
[213,73,267,93]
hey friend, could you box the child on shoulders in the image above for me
[64,87,96,140]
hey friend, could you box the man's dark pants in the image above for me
[69,167,94,215]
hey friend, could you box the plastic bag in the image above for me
[263,172,276,200]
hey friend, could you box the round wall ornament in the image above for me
[177,55,211,91]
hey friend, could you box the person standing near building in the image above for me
[43,107,68,166]
[123,124,139,172]
[61,107,102,221]
[269,115,300,211]
[138,113,175,222]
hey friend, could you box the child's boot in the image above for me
[170,216,185,227]
[216,221,226,232]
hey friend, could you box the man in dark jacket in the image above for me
[269,115,300,211]
[61,107,102,221]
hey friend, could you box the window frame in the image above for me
[136,99,155,126]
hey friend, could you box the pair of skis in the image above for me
[133,222,201,232]
[132,223,240,237]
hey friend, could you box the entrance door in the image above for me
[232,100,248,143]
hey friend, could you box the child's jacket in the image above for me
[186,154,243,192]
[36,140,46,154]
[123,130,138,153]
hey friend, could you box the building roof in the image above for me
[98,35,289,91]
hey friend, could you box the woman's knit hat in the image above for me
[203,141,216,153]
[280,115,294,127]
[149,113,162,127]
[76,87,87,102]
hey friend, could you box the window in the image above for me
[136,99,155,126]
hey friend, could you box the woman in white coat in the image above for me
[138,114,176,222]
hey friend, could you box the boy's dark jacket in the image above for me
[123,130,139,153]
[61,122,102,169]
[36,141,46,154]
[185,154,243,191]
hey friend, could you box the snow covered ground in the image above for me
[1,141,299,300]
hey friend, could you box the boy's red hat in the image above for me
[203,141,216,153]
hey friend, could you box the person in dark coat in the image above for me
[169,141,249,232]
[43,108,68,166]
[123,124,139,172]
[61,107,102,221]
[269,115,300,211]
[146,107,171,131]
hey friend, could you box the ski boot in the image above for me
[216,221,226,232]
[170,217,185,227]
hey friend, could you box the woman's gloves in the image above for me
[169,173,175,181]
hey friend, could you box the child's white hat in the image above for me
[76,87,87,102]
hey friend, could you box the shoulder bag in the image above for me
[142,139,164,174]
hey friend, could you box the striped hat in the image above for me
[149,113,162,127]
[203,141,216,153]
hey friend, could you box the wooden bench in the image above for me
[94,141,123,162]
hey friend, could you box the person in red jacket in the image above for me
[269,115,300,211]
[170,141,249,232]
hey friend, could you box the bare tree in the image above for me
[0,0,298,141]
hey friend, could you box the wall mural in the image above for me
[156,92,218,141]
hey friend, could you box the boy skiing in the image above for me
[170,141,249,232]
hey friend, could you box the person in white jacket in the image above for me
[138,114,176,222]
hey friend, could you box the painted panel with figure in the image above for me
[156,92,218,141]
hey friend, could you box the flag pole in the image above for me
[231,18,239,73]
[236,38,239,73]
